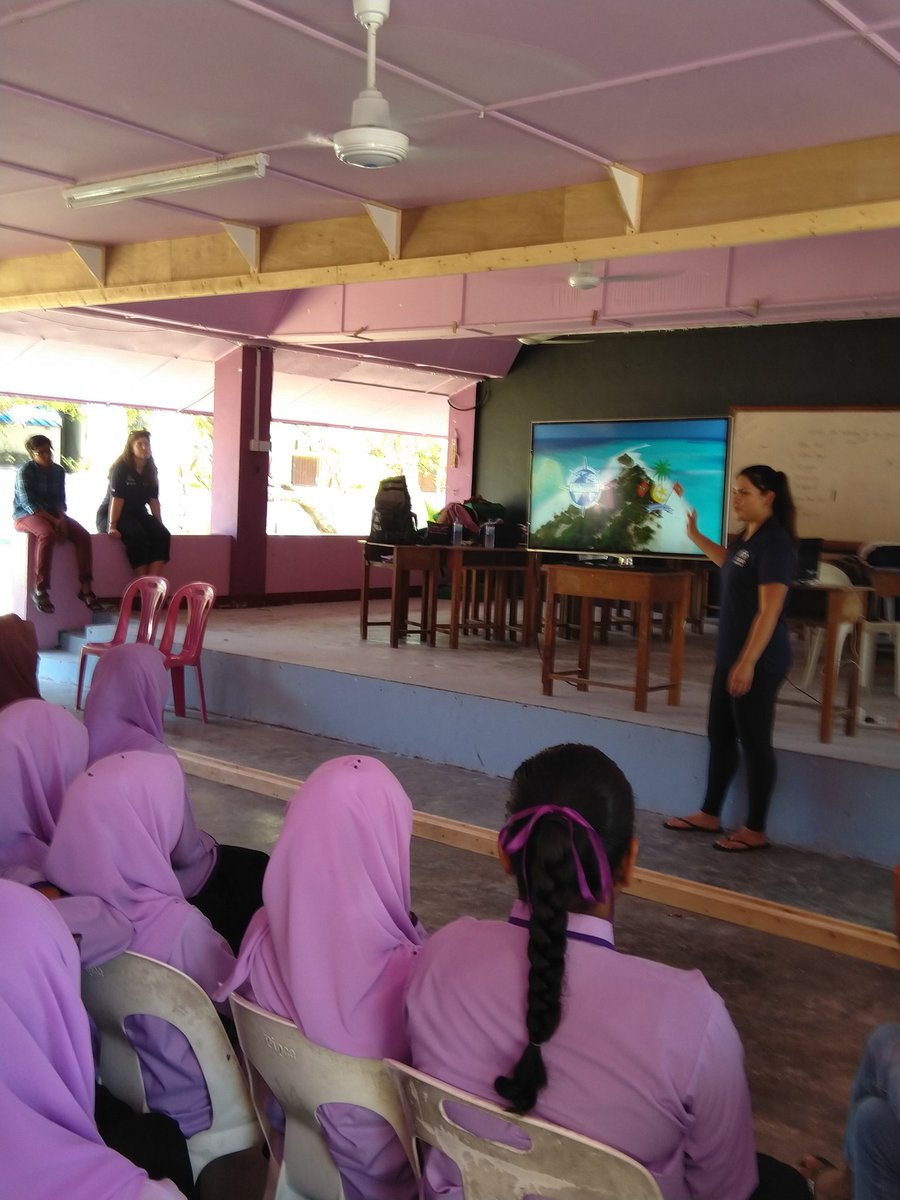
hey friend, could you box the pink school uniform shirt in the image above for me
[83,642,218,898]
[405,899,758,1200]
[44,751,235,1137]
[0,880,186,1200]
[0,698,132,966]
[218,754,423,1200]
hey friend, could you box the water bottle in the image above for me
[451,521,463,546]
[483,523,496,549]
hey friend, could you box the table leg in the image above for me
[425,562,438,647]
[635,595,652,711]
[576,597,593,691]
[360,557,371,640]
[389,561,406,649]
[668,592,688,706]
[449,562,464,650]
[542,589,558,695]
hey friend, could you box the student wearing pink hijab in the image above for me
[44,751,236,1139]
[0,698,132,966]
[0,880,189,1200]
[218,755,423,1200]
[83,642,267,952]
[405,743,809,1200]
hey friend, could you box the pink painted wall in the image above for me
[15,533,232,649]
[265,535,366,594]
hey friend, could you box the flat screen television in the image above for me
[529,416,730,558]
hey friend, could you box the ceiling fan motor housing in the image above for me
[333,87,410,167]
[353,0,391,28]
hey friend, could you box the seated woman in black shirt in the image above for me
[100,430,171,576]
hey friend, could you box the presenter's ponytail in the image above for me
[740,464,797,542]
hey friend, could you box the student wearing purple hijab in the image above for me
[44,751,236,1139]
[218,755,423,1200]
[405,743,809,1200]
[83,642,267,952]
[0,698,132,966]
[0,880,189,1200]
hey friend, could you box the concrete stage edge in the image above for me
[193,649,895,867]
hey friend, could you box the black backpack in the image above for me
[368,476,417,547]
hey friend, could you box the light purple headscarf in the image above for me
[83,643,217,898]
[0,698,88,883]
[0,880,185,1200]
[44,752,235,1137]
[219,755,423,1060]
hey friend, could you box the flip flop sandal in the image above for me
[713,836,771,853]
[802,1155,837,1197]
[32,590,55,614]
[663,816,724,833]
[77,589,100,610]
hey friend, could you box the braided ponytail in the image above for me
[495,743,635,1115]
[494,818,575,1113]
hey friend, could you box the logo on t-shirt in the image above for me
[733,548,750,568]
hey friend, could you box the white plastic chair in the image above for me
[229,993,417,1200]
[385,1059,663,1200]
[800,562,855,691]
[81,951,261,1181]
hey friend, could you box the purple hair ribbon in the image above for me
[498,804,614,906]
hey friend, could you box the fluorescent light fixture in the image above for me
[63,153,269,209]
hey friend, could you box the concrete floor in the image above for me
[181,761,898,1180]
[36,599,899,1197]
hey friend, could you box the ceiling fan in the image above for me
[518,261,679,344]
[307,0,410,169]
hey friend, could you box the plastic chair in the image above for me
[157,582,217,721]
[385,1060,662,1200]
[76,576,168,708]
[800,563,855,691]
[81,951,261,1182]
[229,993,417,1200]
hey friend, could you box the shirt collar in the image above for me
[509,897,615,948]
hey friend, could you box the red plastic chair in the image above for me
[76,576,169,709]
[157,582,217,722]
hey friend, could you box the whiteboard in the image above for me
[729,407,900,543]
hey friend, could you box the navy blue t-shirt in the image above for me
[716,518,796,675]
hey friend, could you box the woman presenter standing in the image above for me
[103,430,171,577]
[664,465,796,852]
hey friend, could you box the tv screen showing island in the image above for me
[529,416,730,557]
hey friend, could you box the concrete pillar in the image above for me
[211,345,273,597]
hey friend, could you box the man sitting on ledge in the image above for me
[13,434,98,615]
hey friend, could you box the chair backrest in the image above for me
[818,562,853,588]
[105,576,168,646]
[158,582,217,662]
[229,993,417,1200]
[858,542,900,570]
[82,951,260,1180]
[385,1061,663,1200]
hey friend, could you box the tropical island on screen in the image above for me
[529,417,729,557]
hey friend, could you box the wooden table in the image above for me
[785,583,869,742]
[441,546,533,649]
[540,565,691,711]
[359,542,441,648]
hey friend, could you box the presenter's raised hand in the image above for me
[685,507,699,542]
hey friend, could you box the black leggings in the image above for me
[700,664,784,833]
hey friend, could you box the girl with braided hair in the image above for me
[406,743,807,1200]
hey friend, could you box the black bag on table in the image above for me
[367,475,418,557]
